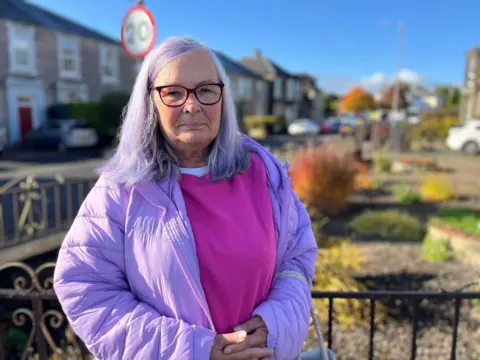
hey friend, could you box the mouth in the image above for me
[179,124,207,130]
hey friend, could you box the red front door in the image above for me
[18,107,33,141]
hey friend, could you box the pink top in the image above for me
[179,154,277,333]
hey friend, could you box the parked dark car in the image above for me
[23,119,99,152]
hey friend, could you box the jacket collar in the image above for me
[133,135,290,209]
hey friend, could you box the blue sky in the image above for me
[34,0,478,94]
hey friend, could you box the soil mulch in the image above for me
[304,241,480,360]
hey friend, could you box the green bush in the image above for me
[349,209,426,242]
[430,207,480,236]
[421,234,452,262]
[69,92,130,144]
[411,108,460,141]
[393,185,422,204]
[373,154,392,173]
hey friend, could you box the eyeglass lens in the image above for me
[160,84,222,106]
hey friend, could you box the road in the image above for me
[0,134,340,182]
[0,134,340,249]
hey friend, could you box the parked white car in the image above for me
[288,119,320,136]
[446,119,480,155]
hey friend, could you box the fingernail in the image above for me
[224,347,231,355]
[238,330,247,341]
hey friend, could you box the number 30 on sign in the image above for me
[121,4,156,58]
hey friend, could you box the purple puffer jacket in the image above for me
[53,136,318,360]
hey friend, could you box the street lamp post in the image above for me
[391,21,404,115]
[390,20,404,152]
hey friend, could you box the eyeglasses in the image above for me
[152,82,224,107]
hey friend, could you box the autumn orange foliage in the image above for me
[289,146,358,214]
[351,161,372,190]
[341,87,375,113]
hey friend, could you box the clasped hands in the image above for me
[210,316,274,360]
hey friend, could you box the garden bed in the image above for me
[304,242,480,360]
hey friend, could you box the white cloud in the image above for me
[398,69,421,84]
[361,72,387,90]
[318,68,428,95]
[360,68,425,92]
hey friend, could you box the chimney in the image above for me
[253,48,262,59]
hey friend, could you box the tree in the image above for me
[444,88,461,109]
[379,84,409,109]
[324,93,340,117]
[341,87,375,113]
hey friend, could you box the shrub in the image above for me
[420,174,455,202]
[290,146,358,215]
[393,185,422,204]
[421,234,452,262]
[312,239,387,327]
[243,115,277,132]
[373,154,392,173]
[412,108,460,141]
[430,207,480,236]
[349,209,426,242]
[306,206,330,248]
[68,91,129,145]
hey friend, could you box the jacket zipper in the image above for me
[169,182,216,331]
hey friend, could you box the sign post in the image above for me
[121,1,156,59]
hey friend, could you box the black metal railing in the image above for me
[312,290,480,360]
[0,176,96,249]
[1,260,479,360]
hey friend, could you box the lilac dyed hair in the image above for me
[100,36,249,186]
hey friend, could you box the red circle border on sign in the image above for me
[121,4,156,59]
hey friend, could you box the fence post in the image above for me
[0,322,5,360]
[32,299,49,360]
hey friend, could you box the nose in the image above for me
[183,92,201,113]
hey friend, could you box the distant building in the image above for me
[0,0,138,144]
[296,74,324,121]
[460,47,480,120]
[214,51,268,118]
[240,49,303,124]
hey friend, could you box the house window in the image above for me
[7,22,36,75]
[100,45,119,83]
[57,82,88,104]
[274,79,282,99]
[255,80,264,96]
[238,78,252,99]
[273,103,283,117]
[57,35,81,79]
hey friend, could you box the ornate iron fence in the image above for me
[0,261,479,360]
[0,262,90,360]
[0,176,96,250]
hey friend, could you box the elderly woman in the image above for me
[53,37,317,360]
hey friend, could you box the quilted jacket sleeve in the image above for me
[53,180,215,360]
[252,188,318,360]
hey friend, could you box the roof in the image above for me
[269,59,291,77]
[0,0,119,44]
[214,51,263,79]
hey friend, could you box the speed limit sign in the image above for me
[121,4,156,58]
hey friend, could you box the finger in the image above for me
[229,347,274,360]
[224,328,268,354]
[220,331,247,347]
[234,316,265,333]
